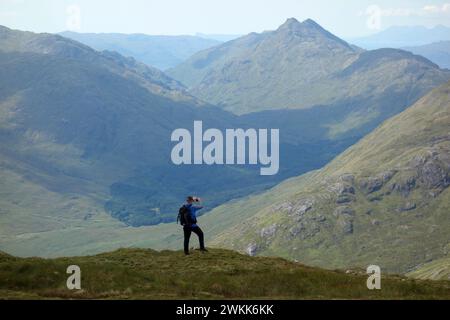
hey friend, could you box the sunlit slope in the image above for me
[407,257,450,281]
[208,81,450,274]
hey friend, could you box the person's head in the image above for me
[186,196,198,204]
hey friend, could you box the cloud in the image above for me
[423,3,450,14]
[359,3,450,20]
[358,3,450,31]
[380,8,414,17]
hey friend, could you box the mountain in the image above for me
[0,25,276,230]
[59,31,221,70]
[349,25,450,50]
[402,41,450,69]
[1,248,449,299]
[204,80,450,274]
[168,19,450,144]
[0,24,360,244]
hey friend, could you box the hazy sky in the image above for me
[1,0,450,38]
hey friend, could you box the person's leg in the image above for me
[183,226,192,254]
[192,226,205,250]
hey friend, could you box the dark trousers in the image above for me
[183,225,205,253]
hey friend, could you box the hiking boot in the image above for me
[200,248,208,252]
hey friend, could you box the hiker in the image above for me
[178,196,208,255]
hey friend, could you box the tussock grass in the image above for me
[0,248,449,300]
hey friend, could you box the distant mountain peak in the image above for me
[279,17,301,28]
[302,18,321,28]
[274,18,353,51]
[277,17,309,32]
[277,18,323,32]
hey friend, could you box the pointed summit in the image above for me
[276,18,330,37]
[301,18,323,30]
[278,17,302,31]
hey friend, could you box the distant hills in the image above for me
[207,80,450,274]
[169,18,450,141]
[402,41,450,69]
[348,25,450,69]
[195,33,241,42]
[349,25,450,49]
[59,31,221,70]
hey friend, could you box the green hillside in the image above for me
[1,248,449,299]
[407,257,450,281]
[205,80,450,274]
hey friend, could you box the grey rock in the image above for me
[368,195,383,202]
[260,224,277,238]
[399,202,416,211]
[313,214,327,222]
[292,198,314,216]
[337,216,353,234]
[339,174,355,184]
[331,182,355,195]
[419,158,449,190]
[246,243,258,256]
[289,225,303,237]
[275,198,314,216]
[336,194,353,204]
[359,170,396,194]
[389,176,416,195]
[333,206,355,217]
[359,177,383,193]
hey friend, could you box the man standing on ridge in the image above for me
[178,196,208,255]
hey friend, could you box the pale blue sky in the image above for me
[1,0,450,38]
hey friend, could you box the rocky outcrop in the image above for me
[260,224,278,239]
[246,243,258,256]
[407,148,450,195]
[398,202,416,212]
[337,216,353,234]
[358,170,396,194]
[274,198,314,216]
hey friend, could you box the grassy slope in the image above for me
[0,248,449,300]
[206,81,450,273]
[407,257,450,281]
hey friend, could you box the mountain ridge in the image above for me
[59,30,221,70]
[168,18,450,122]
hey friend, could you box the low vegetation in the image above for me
[0,249,449,300]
